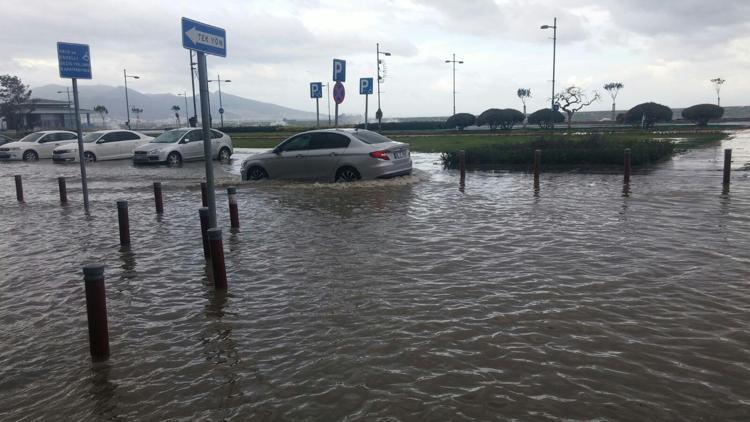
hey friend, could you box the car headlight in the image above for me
[148,150,160,155]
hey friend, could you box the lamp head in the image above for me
[384,52,391,56]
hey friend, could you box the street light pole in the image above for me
[711,77,726,107]
[189,51,198,126]
[445,53,464,116]
[376,43,391,129]
[208,75,231,128]
[326,83,331,126]
[123,69,140,130]
[541,18,557,129]
[178,91,189,125]
[56,88,72,127]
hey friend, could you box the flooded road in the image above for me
[1,132,750,420]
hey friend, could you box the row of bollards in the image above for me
[456,148,733,191]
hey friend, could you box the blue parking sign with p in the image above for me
[333,59,346,82]
[310,82,323,98]
[359,78,373,95]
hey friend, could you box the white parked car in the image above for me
[52,130,153,163]
[132,128,233,166]
[0,131,78,161]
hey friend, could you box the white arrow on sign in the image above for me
[186,27,225,48]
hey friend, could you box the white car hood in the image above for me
[134,143,171,152]
[0,141,28,149]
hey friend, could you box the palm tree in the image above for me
[93,105,108,127]
[517,88,531,128]
[603,82,624,121]
[171,105,181,126]
[130,107,143,128]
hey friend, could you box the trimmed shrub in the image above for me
[681,104,724,126]
[527,108,565,129]
[476,108,525,130]
[446,113,476,130]
[624,102,672,127]
[354,120,446,130]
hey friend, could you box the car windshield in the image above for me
[19,133,45,143]
[83,132,104,143]
[352,130,392,144]
[151,129,190,144]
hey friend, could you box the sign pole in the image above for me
[364,94,369,130]
[72,78,90,213]
[196,51,217,228]
[335,103,338,128]
[316,98,320,128]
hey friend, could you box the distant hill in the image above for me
[31,84,319,124]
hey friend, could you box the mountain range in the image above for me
[31,84,319,124]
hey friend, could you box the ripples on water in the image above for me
[1,133,750,420]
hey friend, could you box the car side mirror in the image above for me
[96,139,105,144]
[273,148,281,155]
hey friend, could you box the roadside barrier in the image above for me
[227,187,239,229]
[723,149,732,188]
[14,175,23,202]
[82,264,110,362]
[200,182,208,207]
[153,182,164,214]
[459,150,466,187]
[199,207,210,259]
[117,201,131,246]
[58,177,68,205]
[533,150,541,191]
[207,228,228,290]
[624,149,631,185]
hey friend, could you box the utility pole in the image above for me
[445,53,464,116]
[376,43,391,129]
[541,18,557,129]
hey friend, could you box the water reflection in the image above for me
[88,363,118,418]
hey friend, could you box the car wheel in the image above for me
[246,166,268,181]
[22,150,38,161]
[84,152,96,163]
[335,166,361,182]
[166,152,182,167]
[218,147,231,161]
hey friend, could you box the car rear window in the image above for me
[352,130,392,144]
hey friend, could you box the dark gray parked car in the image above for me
[240,129,412,182]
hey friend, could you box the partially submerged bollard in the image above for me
[533,149,541,190]
[200,182,208,207]
[82,264,110,362]
[624,148,632,185]
[153,182,164,214]
[58,177,68,205]
[207,228,228,290]
[227,187,239,229]
[117,201,130,246]
[199,207,210,259]
[723,148,732,187]
[14,175,23,203]
[458,150,466,186]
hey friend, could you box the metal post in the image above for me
[72,79,90,213]
[326,83,331,126]
[364,94,369,130]
[197,52,218,228]
[376,43,382,130]
[551,18,557,130]
[533,149,541,190]
[335,103,339,128]
[58,176,68,204]
[227,187,240,229]
[200,182,208,207]
[316,98,320,128]
[624,148,631,185]
[452,53,456,116]
[124,69,131,130]
[207,228,227,290]
[82,264,110,362]
[190,51,198,126]
[459,150,466,186]
[217,75,224,128]
[14,175,23,202]
[153,182,164,214]
[723,148,732,186]
[117,200,130,246]
[199,207,210,259]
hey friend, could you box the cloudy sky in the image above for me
[3,0,748,117]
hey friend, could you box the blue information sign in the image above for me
[333,59,346,82]
[182,17,227,57]
[57,42,92,79]
[359,78,373,95]
[310,82,323,98]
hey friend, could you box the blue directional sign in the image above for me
[359,78,373,95]
[310,82,323,98]
[182,17,226,57]
[57,42,92,79]
[333,59,346,82]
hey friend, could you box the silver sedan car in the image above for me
[240,129,412,182]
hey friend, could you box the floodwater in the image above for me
[1,132,749,421]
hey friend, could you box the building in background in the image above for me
[13,98,92,131]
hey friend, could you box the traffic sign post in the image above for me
[333,82,345,127]
[182,17,227,229]
[333,59,346,82]
[57,42,91,213]
[310,82,322,128]
[360,78,373,130]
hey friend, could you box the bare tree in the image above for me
[553,86,600,129]
[710,77,725,106]
[517,88,531,128]
[603,82,623,121]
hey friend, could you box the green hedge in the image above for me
[355,121,446,131]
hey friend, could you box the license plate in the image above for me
[393,150,407,159]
